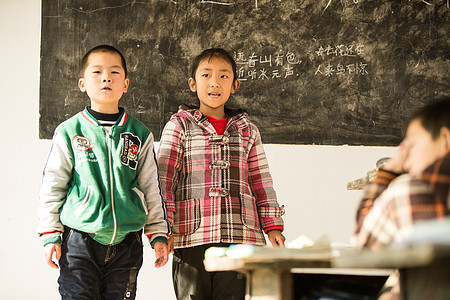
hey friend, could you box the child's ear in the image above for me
[188,77,197,92]
[441,127,450,151]
[231,79,240,94]
[78,78,86,92]
[123,78,130,93]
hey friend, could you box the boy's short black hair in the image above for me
[190,48,238,83]
[409,96,450,139]
[80,45,127,78]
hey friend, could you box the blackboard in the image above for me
[39,0,449,145]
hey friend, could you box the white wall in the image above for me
[0,1,397,299]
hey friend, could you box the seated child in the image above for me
[354,97,450,248]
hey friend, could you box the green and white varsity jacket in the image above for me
[38,107,170,246]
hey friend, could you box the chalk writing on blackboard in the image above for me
[313,44,368,77]
[234,51,302,81]
[315,44,365,57]
[315,62,368,77]
[200,0,233,5]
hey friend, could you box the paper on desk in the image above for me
[287,235,344,259]
[287,235,332,250]
[205,244,255,259]
[286,234,315,249]
[204,235,341,260]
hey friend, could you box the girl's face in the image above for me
[188,56,239,119]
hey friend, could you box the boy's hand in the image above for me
[267,230,286,247]
[44,242,61,269]
[167,235,174,254]
[383,141,410,174]
[153,241,169,268]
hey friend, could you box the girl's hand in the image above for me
[44,242,61,269]
[267,230,286,247]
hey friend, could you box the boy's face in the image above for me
[78,51,129,113]
[403,119,449,176]
[188,56,239,118]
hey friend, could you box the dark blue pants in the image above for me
[58,227,143,300]
[173,243,246,300]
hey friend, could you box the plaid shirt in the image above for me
[157,107,284,249]
[354,152,450,249]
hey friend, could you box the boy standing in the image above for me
[38,45,170,299]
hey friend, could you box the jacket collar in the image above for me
[174,105,250,134]
[81,106,128,127]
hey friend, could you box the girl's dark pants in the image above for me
[173,243,246,300]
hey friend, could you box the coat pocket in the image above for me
[172,198,201,235]
[240,193,260,230]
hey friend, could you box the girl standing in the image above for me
[157,48,285,299]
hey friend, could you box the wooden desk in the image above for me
[205,243,450,299]
[334,244,450,300]
[204,246,391,300]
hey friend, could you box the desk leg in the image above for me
[246,268,293,300]
[399,256,450,300]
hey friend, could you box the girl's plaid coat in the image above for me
[157,107,285,249]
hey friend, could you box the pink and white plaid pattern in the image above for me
[157,108,284,249]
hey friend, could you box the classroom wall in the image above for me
[0,1,397,299]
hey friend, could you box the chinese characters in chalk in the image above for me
[314,44,368,77]
[233,44,368,82]
[234,51,302,81]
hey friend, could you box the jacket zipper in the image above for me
[107,129,117,244]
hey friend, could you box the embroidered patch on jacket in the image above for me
[120,132,141,170]
[72,135,94,151]
[72,135,97,163]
